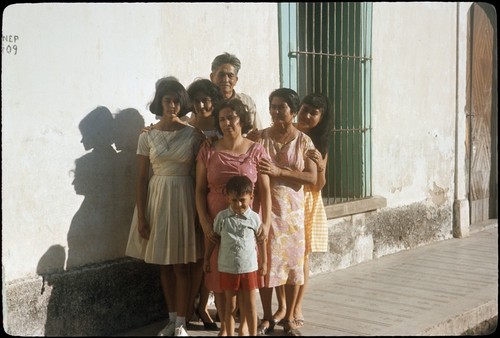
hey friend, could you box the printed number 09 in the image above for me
[5,45,18,55]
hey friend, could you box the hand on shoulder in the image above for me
[246,128,262,142]
[141,123,155,133]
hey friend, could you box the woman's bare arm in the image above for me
[136,154,151,239]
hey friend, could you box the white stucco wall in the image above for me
[455,2,473,201]
[371,2,462,209]
[2,1,473,284]
[2,3,279,282]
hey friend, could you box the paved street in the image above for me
[114,221,498,336]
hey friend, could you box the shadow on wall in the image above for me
[36,245,68,336]
[67,106,118,268]
[35,106,146,335]
[67,106,144,269]
[114,108,146,236]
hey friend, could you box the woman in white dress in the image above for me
[125,77,206,336]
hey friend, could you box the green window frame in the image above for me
[279,2,373,205]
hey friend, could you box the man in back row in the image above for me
[210,52,259,131]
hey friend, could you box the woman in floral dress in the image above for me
[248,88,317,336]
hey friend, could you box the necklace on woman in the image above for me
[270,127,297,153]
[272,128,296,145]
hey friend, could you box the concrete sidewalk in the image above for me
[114,222,498,336]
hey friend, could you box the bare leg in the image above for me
[187,259,204,322]
[257,287,274,332]
[224,290,237,336]
[198,283,215,323]
[239,289,257,336]
[293,253,308,325]
[215,291,227,335]
[237,293,249,335]
[173,263,190,319]
[160,265,176,314]
[273,285,286,322]
[283,284,301,333]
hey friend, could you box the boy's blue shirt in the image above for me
[213,206,261,274]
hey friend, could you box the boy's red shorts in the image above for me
[220,271,259,291]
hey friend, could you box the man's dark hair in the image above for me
[211,52,241,75]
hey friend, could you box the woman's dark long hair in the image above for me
[301,93,332,157]
[187,78,223,110]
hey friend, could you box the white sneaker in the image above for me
[174,325,188,336]
[158,321,175,336]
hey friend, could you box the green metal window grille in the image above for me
[279,2,373,204]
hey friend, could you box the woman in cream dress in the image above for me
[126,77,205,336]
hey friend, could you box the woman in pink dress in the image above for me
[248,88,317,336]
[195,98,272,336]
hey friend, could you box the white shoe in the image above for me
[158,321,175,336]
[174,325,188,336]
[207,291,215,306]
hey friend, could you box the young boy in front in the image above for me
[204,175,267,336]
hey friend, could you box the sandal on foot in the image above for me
[273,311,286,326]
[287,328,303,336]
[269,317,281,327]
[257,319,276,335]
[282,319,302,336]
[294,318,304,327]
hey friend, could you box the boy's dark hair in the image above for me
[226,175,253,196]
[301,93,332,157]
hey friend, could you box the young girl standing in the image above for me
[125,77,206,336]
[293,93,332,327]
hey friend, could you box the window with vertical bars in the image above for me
[279,2,372,205]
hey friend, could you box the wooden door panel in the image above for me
[467,3,496,223]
